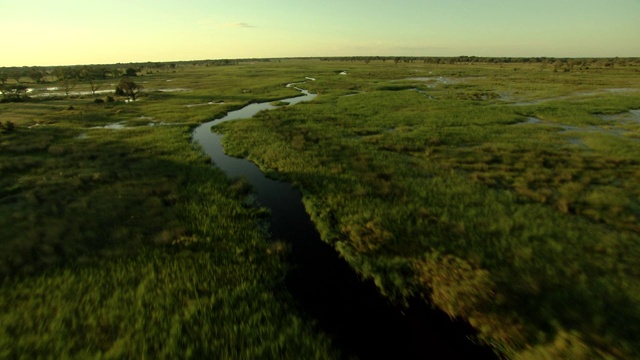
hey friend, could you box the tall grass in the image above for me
[0,62,341,358]
[217,60,640,358]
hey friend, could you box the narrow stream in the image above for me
[192,80,497,359]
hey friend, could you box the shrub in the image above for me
[1,121,15,132]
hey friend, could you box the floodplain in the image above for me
[1,58,639,358]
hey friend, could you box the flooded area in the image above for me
[92,122,127,130]
[510,89,640,106]
[404,76,457,85]
[27,86,191,98]
[512,114,640,147]
[32,89,114,98]
[597,109,640,122]
[514,117,542,125]
[184,101,225,108]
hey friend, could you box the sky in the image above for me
[1,0,639,67]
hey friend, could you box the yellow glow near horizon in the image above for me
[1,0,639,67]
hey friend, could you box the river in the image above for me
[192,79,497,359]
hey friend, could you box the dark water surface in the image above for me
[192,81,497,359]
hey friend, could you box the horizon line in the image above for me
[2,55,639,68]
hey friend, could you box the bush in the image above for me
[115,78,143,100]
[94,98,105,104]
[1,121,15,132]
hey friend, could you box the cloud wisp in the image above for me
[218,22,256,29]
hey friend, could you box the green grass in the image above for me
[0,62,339,358]
[216,60,640,358]
[0,248,336,359]
[3,59,640,359]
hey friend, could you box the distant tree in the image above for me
[80,68,102,96]
[539,59,549,71]
[52,67,65,82]
[52,67,82,97]
[0,120,15,133]
[9,69,24,83]
[0,70,7,85]
[61,77,77,97]
[29,67,46,83]
[115,78,143,100]
[103,67,120,78]
[1,84,29,101]
[553,60,565,72]
[125,67,138,77]
[93,66,110,79]
[88,78,101,96]
[53,67,79,82]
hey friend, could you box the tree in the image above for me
[53,67,80,97]
[88,78,101,96]
[0,70,7,85]
[29,67,46,83]
[52,67,66,82]
[111,68,123,77]
[80,68,102,96]
[9,69,24,84]
[1,84,29,101]
[61,77,77,97]
[0,120,15,133]
[115,78,143,100]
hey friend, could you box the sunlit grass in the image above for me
[218,60,640,358]
[3,59,640,358]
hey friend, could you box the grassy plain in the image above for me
[0,64,338,358]
[216,60,640,358]
[2,59,640,359]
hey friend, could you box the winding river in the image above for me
[192,80,496,359]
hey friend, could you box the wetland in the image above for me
[1,58,640,358]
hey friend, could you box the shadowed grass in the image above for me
[0,61,342,358]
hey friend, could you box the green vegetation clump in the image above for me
[0,121,15,133]
[216,59,640,358]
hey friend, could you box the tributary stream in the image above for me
[192,80,496,359]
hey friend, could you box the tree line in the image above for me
[0,65,146,102]
[320,56,640,67]
[0,65,141,85]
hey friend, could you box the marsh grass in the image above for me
[3,59,640,358]
[217,60,640,358]
[0,62,341,358]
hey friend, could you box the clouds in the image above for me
[218,22,256,29]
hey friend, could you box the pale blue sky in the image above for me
[1,0,639,66]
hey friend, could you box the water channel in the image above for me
[192,80,497,359]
